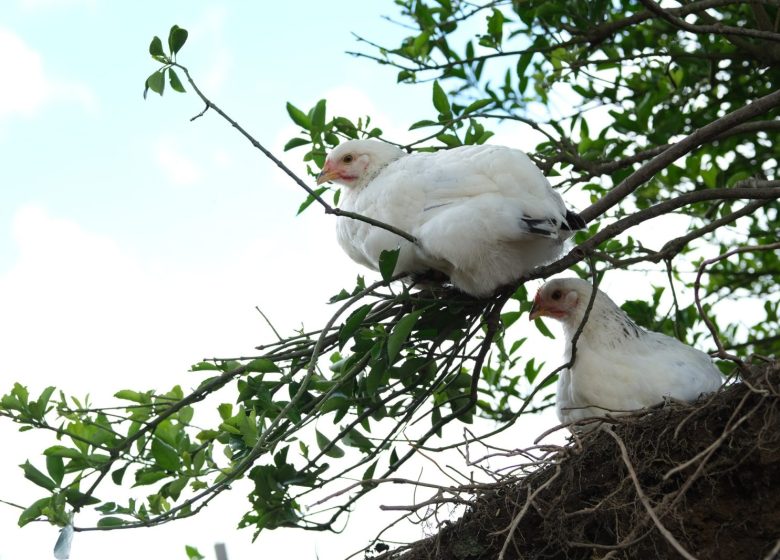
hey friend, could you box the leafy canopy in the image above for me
[2,1,779,548]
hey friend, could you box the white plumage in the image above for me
[317,140,584,297]
[529,278,723,428]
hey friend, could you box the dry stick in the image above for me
[663,391,757,480]
[172,63,417,245]
[579,88,780,223]
[639,0,780,42]
[531,184,780,282]
[693,242,780,363]
[496,465,563,560]
[605,429,699,560]
[764,538,780,560]
[597,196,774,268]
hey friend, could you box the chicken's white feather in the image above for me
[531,278,723,429]
[320,140,583,297]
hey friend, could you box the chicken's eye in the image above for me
[551,290,562,300]
[342,154,354,164]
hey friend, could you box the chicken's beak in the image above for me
[528,293,544,321]
[316,163,339,185]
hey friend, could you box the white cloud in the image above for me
[155,136,202,186]
[0,28,96,121]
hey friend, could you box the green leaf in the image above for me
[111,465,128,485]
[151,437,181,471]
[190,361,219,372]
[44,445,83,459]
[149,36,164,58]
[462,98,492,114]
[144,70,165,99]
[18,497,50,527]
[114,389,145,403]
[339,304,373,347]
[311,99,327,133]
[245,358,280,373]
[46,455,64,486]
[97,516,126,528]
[133,469,169,486]
[343,427,373,452]
[185,545,206,560]
[378,248,401,282]
[286,102,311,129]
[35,386,55,419]
[432,80,451,115]
[387,311,421,362]
[21,461,56,491]
[486,8,505,42]
[284,137,310,151]
[315,429,345,458]
[217,403,233,420]
[534,318,555,339]
[168,68,186,93]
[408,119,438,130]
[297,186,328,215]
[168,25,188,55]
[319,394,350,414]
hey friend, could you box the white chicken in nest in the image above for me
[530,278,724,430]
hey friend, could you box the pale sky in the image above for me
[0,2,747,559]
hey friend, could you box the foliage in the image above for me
[2,1,780,551]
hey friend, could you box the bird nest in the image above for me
[374,361,780,560]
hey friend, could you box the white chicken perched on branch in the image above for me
[529,278,723,429]
[317,139,585,297]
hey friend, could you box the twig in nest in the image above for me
[606,428,698,560]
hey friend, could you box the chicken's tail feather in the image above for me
[562,209,587,231]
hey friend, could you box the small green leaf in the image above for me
[21,461,57,491]
[534,318,555,339]
[44,445,83,459]
[378,248,401,282]
[432,80,451,115]
[97,516,126,528]
[35,386,55,419]
[339,304,373,348]
[151,437,180,471]
[311,99,327,133]
[133,469,169,486]
[111,465,128,485]
[144,70,165,99]
[245,358,280,373]
[463,98,492,114]
[408,119,438,130]
[185,545,206,560]
[18,497,50,527]
[286,102,311,129]
[297,186,328,215]
[149,36,164,58]
[319,394,350,414]
[168,68,186,93]
[217,403,233,420]
[168,25,188,55]
[315,429,345,458]
[284,137,310,151]
[387,311,421,362]
[190,361,219,372]
[114,390,145,403]
[46,455,64,486]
